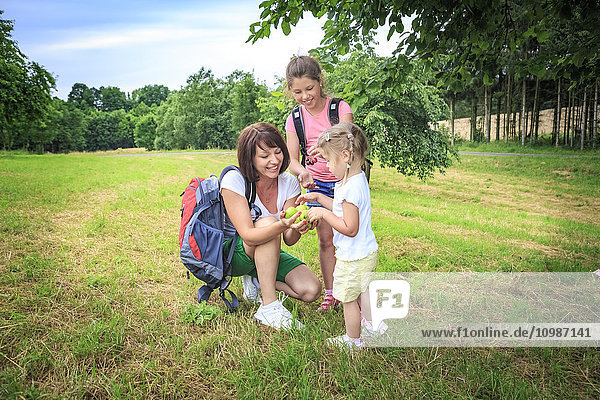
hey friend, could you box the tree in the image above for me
[1,11,55,150]
[249,0,600,148]
[256,86,295,132]
[132,84,170,107]
[85,110,134,151]
[154,68,236,150]
[326,51,456,179]
[226,71,267,134]
[98,86,131,112]
[47,99,87,153]
[67,83,98,111]
[134,114,157,151]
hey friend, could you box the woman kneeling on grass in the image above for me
[221,122,322,331]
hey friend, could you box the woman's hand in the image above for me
[279,210,306,230]
[297,171,316,189]
[279,210,314,235]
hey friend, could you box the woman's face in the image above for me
[289,76,324,113]
[254,143,284,179]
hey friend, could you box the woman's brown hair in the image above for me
[237,122,290,182]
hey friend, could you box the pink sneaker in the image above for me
[317,293,341,311]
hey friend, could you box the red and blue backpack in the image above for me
[179,165,257,312]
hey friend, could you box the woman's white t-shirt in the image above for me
[220,169,301,220]
[332,172,378,261]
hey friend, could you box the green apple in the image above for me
[284,206,298,219]
[297,204,310,212]
[299,210,308,221]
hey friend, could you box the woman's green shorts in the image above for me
[223,235,304,283]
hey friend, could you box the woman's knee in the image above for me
[286,266,322,302]
[304,281,322,302]
[299,276,322,302]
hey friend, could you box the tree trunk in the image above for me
[484,86,490,142]
[594,80,598,149]
[521,77,527,145]
[512,108,517,140]
[530,75,539,143]
[470,94,477,141]
[496,94,501,141]
[572,89,578,148]
[566,88,572,146]
[505,74,512,141]
[450,96,455,146]
[588,89,594,143]
[581,87,587,150]
[555,78,562,147]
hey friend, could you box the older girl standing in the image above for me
[284,55,353,311]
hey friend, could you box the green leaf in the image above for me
[483,73,493,86]
[351,95,368,110]
[282,19,291,35]
[524,25,535,38]
[290,8,300,24]
[260,7,271,19]
[536,30,548,43]
[387,25,396,41]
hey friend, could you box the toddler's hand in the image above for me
[296,193,317,205]
[307,207,326,222]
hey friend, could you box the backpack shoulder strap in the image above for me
[219,165,256,206]
[292,106,308,167]
[328,97,342,126]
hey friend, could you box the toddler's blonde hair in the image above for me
[317,122,368,183]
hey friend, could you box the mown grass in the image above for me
[458,137,600,155]
[1,148,599,399]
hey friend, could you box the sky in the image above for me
[2,0,401,100]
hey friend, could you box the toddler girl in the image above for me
[297,122,379,349]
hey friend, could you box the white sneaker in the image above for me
[361,318,388,337]
[242,275,262,305]
[326,334,363,351]
[254,300,304,331]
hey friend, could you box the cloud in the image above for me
[43,27,222,52]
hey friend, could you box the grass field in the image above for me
[1,146,599,399]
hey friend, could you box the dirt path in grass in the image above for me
[459,151,587,158]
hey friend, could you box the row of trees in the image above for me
[249,0,600,149]
[9,73,266,154]
[5,1,600,178]
[2,8,457,178]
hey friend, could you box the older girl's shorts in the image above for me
[306,179,337,207]
[332,251,377,302]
